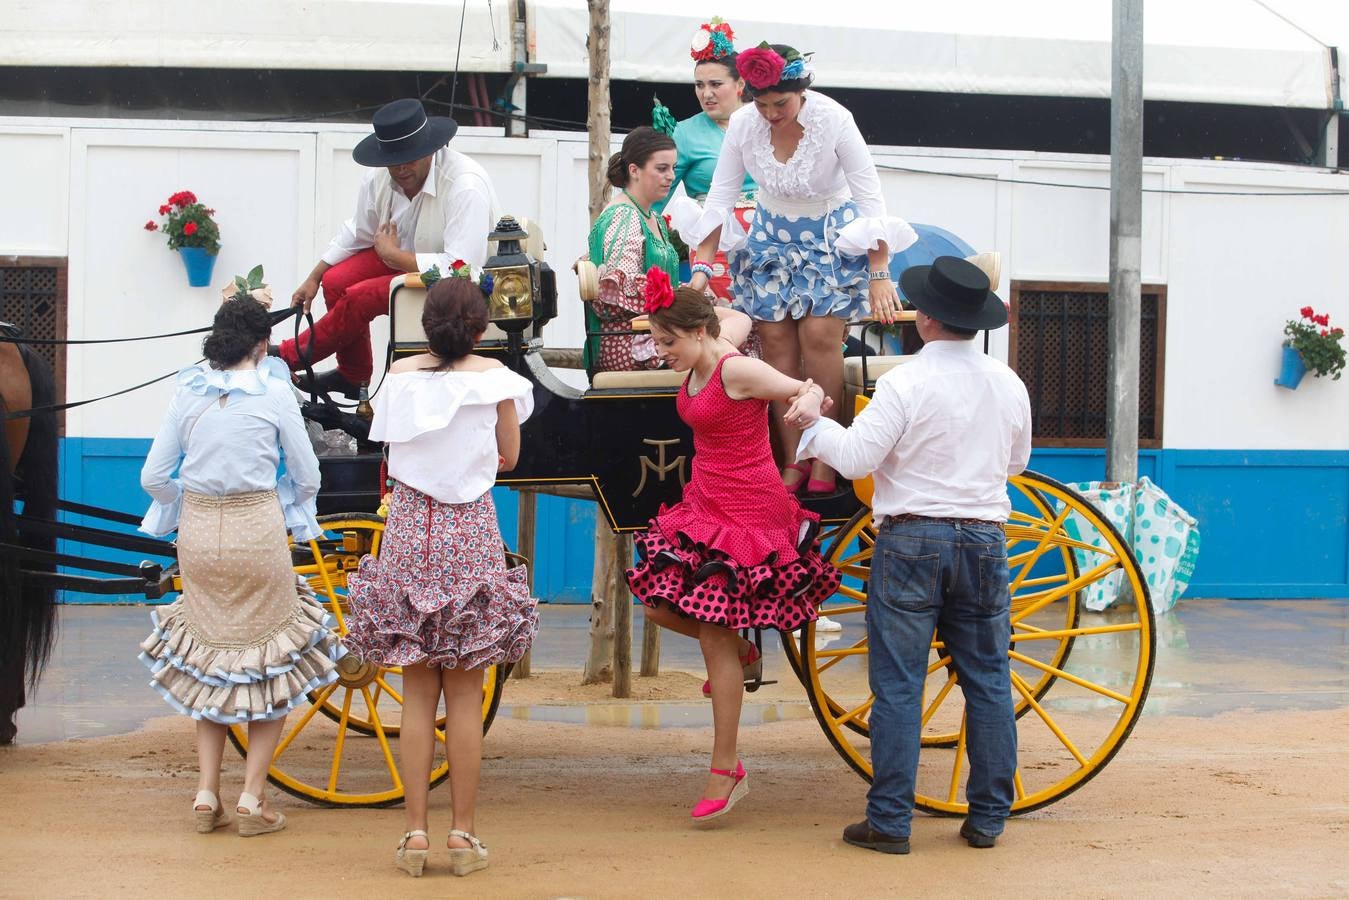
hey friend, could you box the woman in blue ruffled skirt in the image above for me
[670,42,917,495]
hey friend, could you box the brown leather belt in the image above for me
[879,513,1005,529]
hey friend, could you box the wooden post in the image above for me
[512,490,536,679]
[582,527,617,684]
[586,0,611,225]
[640,611,661,676]
[612,533,633,698]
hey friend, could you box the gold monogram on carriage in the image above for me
[632,438,688,497]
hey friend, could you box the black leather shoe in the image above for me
[296,368,360,400]
[959,820,998,848]
[842,820,909,855]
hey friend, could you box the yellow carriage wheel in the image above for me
[225,513,508,808]
[800,471,1155,815]
[791,482,1083,745]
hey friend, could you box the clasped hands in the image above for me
[784,378,832,429]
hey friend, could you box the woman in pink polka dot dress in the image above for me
[626,272,840,823]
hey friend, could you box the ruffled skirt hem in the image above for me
[626,526,840,632]
[343,558,538,670]
[138,581,346,725]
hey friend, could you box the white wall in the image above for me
[2,116,1346,450]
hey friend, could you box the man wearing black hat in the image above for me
[787,256,1031,854]
[277,99,498,397]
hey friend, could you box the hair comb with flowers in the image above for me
[737,42,813,91]
[690,17,736,62]
[420,259,494,297]
[642,266,675,314]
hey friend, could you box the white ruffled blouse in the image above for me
[373,367,535,505]
[669,91,916,258]
[140,357,323,541]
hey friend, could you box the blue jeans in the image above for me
[865,518,1017,837]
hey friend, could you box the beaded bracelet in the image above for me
[868,269,891,282]
[690,261,715,279]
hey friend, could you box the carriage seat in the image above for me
[590,368,688,390]
[841,355,914,424]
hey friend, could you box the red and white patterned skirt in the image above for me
[344,483,538,670]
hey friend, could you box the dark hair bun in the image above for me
[423,278,489,362]
[607,127,677,189]
[202,297,273,368]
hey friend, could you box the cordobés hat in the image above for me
[899,255,1008,331]
[352,99,458,167]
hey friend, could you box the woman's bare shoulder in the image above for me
[389,354,434,373]
[456,354,505,373]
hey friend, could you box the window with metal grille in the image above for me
[1008,281,1165,448]
[1,258,67,432]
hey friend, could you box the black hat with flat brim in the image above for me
[352,99,458,167]
[899,255,1008,331]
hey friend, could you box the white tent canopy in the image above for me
[3,0,1343,110]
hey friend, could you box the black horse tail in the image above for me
[0,345,59,741]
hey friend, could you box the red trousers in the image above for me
[279,249,400,384]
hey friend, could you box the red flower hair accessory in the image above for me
[643,266,674,313]
[736,44,786,91]
[690,17,736,62]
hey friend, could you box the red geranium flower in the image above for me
[183,221,198,236]
[1300,305,1314,317]
[168,190,198,208]
[1313,313,1330,326]
[158,204,171,215]
[143,220,158,231]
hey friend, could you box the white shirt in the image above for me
[373,367,534,504]
[798,340,1032,522]
[322,147,495,274]
[140,357,322,540]
[678,91,915,257]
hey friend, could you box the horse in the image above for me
[0,325,59,744]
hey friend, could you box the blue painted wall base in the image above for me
[56,438,1349,602]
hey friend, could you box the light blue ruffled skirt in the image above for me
[728,200,870,322]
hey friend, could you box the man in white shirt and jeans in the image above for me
[788,255,1031,854]
[277,98,498,398]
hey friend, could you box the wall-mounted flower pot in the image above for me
[178,246,218,288]
[1274,344,1306,390]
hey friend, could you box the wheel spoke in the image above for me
[326,688,354,794]
[834,695,875,728]
[374,675,406,706]
[1010,556,1121,624]
[309,538,350,633]
[1008,507,1072,594]
[947,716,968,803]
[926,653,953,676]
[921,673,958,728]
[1013,767,1026,801]
[1011,670,1087,765]
[361,685,403,792]
[1007,650,1132,704]
[1010,622,1141,643]
[274,682,338,759]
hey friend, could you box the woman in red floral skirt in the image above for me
[344,276,537,878]
[626,268,840,822]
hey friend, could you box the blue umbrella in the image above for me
[891,224,975,302]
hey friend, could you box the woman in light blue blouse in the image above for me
[137,296,343,837]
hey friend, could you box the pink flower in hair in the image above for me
[736,45,786,91]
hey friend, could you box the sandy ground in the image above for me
[2,678,1347,899]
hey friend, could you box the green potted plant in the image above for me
[1277,306,1346,389]
[144,190,221,287]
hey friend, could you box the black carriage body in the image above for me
[315,342,861,530]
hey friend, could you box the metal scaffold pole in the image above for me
[1107,0,1143,483]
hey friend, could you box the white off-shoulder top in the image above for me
[373,366,535,504]
[669,91,916,258]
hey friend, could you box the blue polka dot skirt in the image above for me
[729,200,871,322]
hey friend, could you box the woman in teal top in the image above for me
[587,127,681,372]
[657,17,758,303]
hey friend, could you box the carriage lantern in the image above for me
[483,215,556,352]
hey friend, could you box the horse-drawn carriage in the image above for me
[4,215,1154,818]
